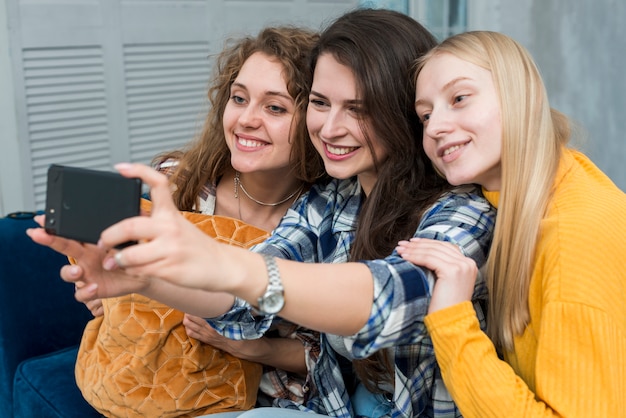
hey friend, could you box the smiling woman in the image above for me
[415,52,503,190]
[398,30,626,417]
[66,26,326,418]
[306,53,387,195]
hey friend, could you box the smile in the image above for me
[440,140,470,157]
[326,144,358,156]
[443,144,464,156]
[237,137,266,148]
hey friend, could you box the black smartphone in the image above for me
[44,164,142,247]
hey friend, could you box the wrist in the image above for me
[255,254,285,315]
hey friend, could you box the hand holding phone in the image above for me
[44,164,142,247]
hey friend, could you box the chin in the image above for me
[444,175,472,187]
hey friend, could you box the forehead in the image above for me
[312,54,354,83]
[236,52,287,87]
[416,52,493,96]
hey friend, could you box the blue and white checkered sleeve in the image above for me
[345,187,496,356]
[206,297,274,340]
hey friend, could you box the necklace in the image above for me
[234,171,303,207]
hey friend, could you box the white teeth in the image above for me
[327,144,357,155]
[443,144,463,156]
[238,138,264,148]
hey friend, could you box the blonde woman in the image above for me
[397,30,626,417]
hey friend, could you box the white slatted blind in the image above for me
[2,0,359,214]
[124,42,210,163]
[23,46,111,209]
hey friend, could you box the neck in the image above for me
[234,171,303,207]
[231,171,304,231]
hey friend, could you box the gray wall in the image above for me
[494,0,625,190]
[1,0,623,217]
[0,0,358,215]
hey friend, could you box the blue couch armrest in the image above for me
[0,213,94,418]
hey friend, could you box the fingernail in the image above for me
[85,284,98,293]
[69,265,81,276]
[103,257,117,271]
[114,162,132,171]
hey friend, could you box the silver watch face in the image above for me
[260,291,284,314]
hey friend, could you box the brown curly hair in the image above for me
[154,26,325,211]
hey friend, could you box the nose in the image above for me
[320,108,347,139]
[424,109,452,140]
[238,103,262,128]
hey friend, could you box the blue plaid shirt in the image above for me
[209,178,496,417]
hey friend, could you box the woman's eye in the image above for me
[231,95,246,104]
[268,104,286,114]
[454,95,467,104]
[309,98,326,107]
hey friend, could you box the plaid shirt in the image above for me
[209,179,496,417]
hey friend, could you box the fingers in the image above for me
[102,239,167,275]
[26,227,88,261]
[33,214,46,227]
[183,314,216,344]
[396,237,477,282]
[97,163,181,251]
[397,237,463,256]
[183,318,202,339]
[62,264,97,300]
[98,216,157,252]
[114,163,177,214]
[85,299,104,317]
[396,238,466,268]
[183,314,207,327]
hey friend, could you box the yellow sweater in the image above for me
[425,149,626,417]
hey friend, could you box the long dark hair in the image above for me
[311,8,450,394]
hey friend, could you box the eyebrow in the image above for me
[310,89,364,106]
[415,76,472,107]
[231,82,293,101]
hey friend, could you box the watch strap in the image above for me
[257,254,284,314]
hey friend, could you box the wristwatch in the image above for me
[256,254,285,315]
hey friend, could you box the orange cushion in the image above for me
[75,199,269,417]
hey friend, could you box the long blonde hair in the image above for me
[415,31,571,351]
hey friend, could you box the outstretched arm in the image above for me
[27,223,236,318]
[71,164,372,335]
[66,164,494,338]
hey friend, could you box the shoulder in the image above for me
[552,149,626,221]
[439,185,493,210]
[422,185,496,229]
[545,149,626,244]
[309,177,360,198]
[537,149,626,308]
[292,178,361,233]
[305,178,361,212]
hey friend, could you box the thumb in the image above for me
[114,163,177,215]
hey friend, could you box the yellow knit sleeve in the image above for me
[425,301,626,417]
[533,301,625,417]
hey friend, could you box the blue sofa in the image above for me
[0,213,101,417]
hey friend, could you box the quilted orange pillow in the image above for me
[75,200,269,417]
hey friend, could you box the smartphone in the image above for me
[44,164,142,247]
